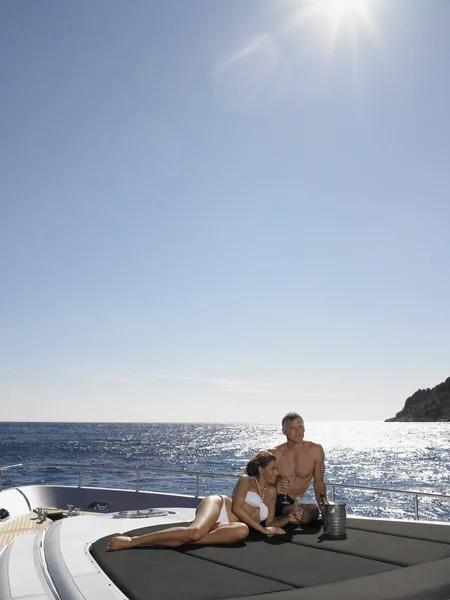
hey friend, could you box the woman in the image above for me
[107,450,299,551]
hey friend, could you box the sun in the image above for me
[315,0,368,22]
[285,0,378,51]
[309,0,375,32]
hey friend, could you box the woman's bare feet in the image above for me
[106,536,133,551]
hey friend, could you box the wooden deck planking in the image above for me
[0,512,51,549]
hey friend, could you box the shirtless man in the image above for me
[269,412,326,524]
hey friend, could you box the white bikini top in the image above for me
[245,491,269,522]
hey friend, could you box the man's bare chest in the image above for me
[294,453,315,479]
[278,451,315,479]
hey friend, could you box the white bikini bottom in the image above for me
[216,495,230,524]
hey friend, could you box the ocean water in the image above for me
[0,422,448,522]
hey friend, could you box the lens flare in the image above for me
[284,0,379,54]
[315,0,368,21]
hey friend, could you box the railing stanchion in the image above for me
[79,466,83,488]
[136,469,141,492]
[330,485,335,502]
[195,473,199,497]
[414,495,419,520]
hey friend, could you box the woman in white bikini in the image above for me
[107,450,299,551]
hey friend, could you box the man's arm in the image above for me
[267,445,281,459]
[312,444,327,505]
[268,444,290,496]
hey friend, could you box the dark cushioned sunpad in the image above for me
[91,520,450,600]
[91,523,293,600]
[346,517,450,544]
[181,534,397,587]
[227,557,450,600]
[290,527,450,566]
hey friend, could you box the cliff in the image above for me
[385,376,450,422]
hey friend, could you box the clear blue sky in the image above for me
[1,0,449,422]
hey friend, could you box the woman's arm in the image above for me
[232,476,269,534]
[233,480,290,535]
[267,513,295,528]
[264,488,298,528]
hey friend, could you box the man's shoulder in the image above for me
[304,440,324,456]
[269,442,288,455]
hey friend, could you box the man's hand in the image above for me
[276,478,290,496]
[265,526,286,535]
[288,510,301,524]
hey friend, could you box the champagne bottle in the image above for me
[320,492,329,505]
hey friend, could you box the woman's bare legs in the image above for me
[107,495,248,551]
[189,521,248,546]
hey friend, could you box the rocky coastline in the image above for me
[385,376,450,422]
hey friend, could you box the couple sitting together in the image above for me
[107,412,327,551]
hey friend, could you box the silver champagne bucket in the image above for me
[322,502,347,538]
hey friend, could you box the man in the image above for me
[269,412,326,524]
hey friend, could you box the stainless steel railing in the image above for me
[1,462,449,521]
[327,482,449,520]
[0,462,240,497]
